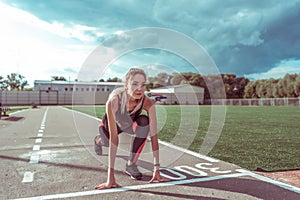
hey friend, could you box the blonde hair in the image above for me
[108,68,147,114]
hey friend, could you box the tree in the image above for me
[0,75,7,90]
[244,80,259,98]
[170,72,184,85]
[235,77,250,98]
[277,78,286,97]
[204,74,226,99]
[282,74,297,97]
[294,74,300,96]
[107,77,122,82]
[266,78,278,98]
[148,73,170,89]
[256,80,268,98]
[189,74,206,87]
[5,73,28,91]
[51,76,67,81]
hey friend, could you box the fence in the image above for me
[1,91,300,106]
[0,91,110,106]
[205,97,300,106]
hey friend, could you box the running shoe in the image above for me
[125,163,143,180]
[94,135,103,155]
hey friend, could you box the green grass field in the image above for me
[3,106,31,115]
[67,105,300,172]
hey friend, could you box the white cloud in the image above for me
[0,2,97,87]
[0,3,103,42]
[244,60,300,80]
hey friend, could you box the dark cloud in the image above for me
[3,0,300,76]
[218,2,300,75]
[151,1,300,75]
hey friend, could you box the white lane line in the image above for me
[29,154,39,164]
[63,107,221,163]
[33,145,40,151]
[22,172,34,183]
[48,107,299,197]
[22,107,48,184]
[35,138,42,143]
[13,172,246,200]
[158,140,220,163]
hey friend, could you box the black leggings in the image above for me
[99,115,149,163]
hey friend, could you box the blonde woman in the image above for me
[94,68,169,189]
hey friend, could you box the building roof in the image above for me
[150,84,204,94]
[34,80,124,86]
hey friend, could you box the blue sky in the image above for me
[0,0,300,87]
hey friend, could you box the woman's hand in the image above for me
[95,181,121,190]
[148,169,170,183]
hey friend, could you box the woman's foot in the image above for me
[94,135,103,155]
[125,163,143,180]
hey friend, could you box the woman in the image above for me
[94,68,169,189]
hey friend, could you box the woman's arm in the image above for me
[95,97,120,189]
[144,97,170,183]
[147,100,160,169]
[106,98,119,179]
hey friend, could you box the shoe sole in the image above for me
[94,144,102,155]
[125,171,142,180]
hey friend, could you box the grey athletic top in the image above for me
[101,91,145,133]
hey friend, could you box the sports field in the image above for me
[67,105,300,172]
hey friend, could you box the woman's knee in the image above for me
[135,115,149,126]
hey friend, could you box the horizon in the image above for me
[23,70,300,89]
[2,67,300,89]
[1,1,300,88]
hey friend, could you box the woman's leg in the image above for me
[98,124,110,147]
[94,119,117,155]
[125,115,149,179]
[128,115,150,163]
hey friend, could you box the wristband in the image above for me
[154,163,160,167]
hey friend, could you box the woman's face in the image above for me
[127,73,146,100]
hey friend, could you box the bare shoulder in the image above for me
[143,95,155,111]
[106,96,119,113]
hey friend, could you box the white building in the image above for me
[33,80,124,105]
[27,81,203,105]
[34,80,124,92]
[148,84,204,105]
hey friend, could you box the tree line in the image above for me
[147,72,250,99]
[1,72,299,99]
[244,74,300,98]
[148,72,300,99]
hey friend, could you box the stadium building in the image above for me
[148,84,204,105]
[33,80,124,105]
